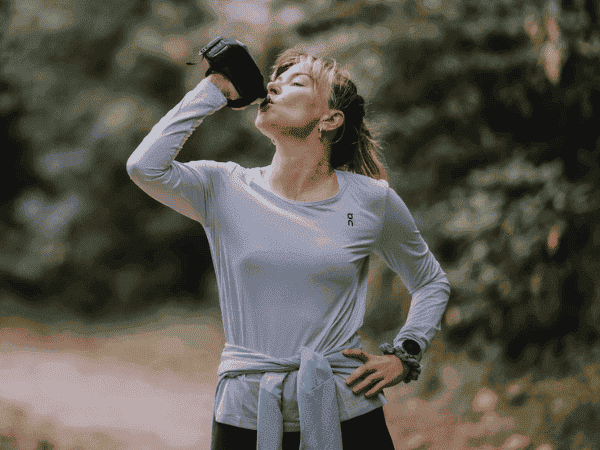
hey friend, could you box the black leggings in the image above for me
[213,406,395,449]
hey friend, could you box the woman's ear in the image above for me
[329,111,345,133]
[321,111,343,132]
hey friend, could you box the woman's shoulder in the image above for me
[337,169,389,194]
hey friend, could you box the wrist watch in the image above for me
[402,339,421,356]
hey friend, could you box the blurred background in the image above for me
[1,0,599,448]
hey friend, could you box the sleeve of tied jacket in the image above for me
[125,78,230,227]
[373,184,451,362]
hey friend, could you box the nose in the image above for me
[266,80,279,96]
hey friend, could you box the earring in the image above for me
[318,125,323,139]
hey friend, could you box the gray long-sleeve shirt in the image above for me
[126,78,450,447]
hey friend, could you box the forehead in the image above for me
[274,62,313,80]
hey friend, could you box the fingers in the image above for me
[364,380,387,398]
[350,374,386,398]
[346,366,376,387]
[345,372,360,386]
[343,349,368,361]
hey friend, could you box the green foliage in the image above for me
[1,0,599,401]
[0,435,15,450]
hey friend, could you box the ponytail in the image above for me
[329,93,389,182]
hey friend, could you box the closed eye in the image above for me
[293,82,303,86]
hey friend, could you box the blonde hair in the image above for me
[268,49,389,182]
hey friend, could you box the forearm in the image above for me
[126,78,227,180]
[391,272,451,360]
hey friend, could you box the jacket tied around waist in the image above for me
[209,334,369,450]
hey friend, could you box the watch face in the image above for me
[403,340,420,355]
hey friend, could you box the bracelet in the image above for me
[379,342,422,384]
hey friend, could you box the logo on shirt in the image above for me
[347,213,354,226]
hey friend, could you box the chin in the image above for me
[254,116,274,133]
[254,118,267,133]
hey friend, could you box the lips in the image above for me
[259,97,272,110]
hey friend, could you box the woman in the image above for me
[126,48,450,450]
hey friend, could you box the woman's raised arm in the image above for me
[126,74,241,226]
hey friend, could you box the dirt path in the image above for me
[0,309,226,450]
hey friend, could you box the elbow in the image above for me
[421,271,451,298]
[126,151,138,176]
[434,263,451,290]
[126,151,149,181]
[126,158,170,185]
[437,271,451,296]
[126,160,139,180]
[437,268,449,284]
[126,162,135,178]
[126,157,148,184]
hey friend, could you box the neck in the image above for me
[266,140,334,200]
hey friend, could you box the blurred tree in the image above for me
[367,0,600,383]
[0,0,599,388]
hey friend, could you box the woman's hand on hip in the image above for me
[342,349,408,399]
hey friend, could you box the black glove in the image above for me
[187,37,268,109]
